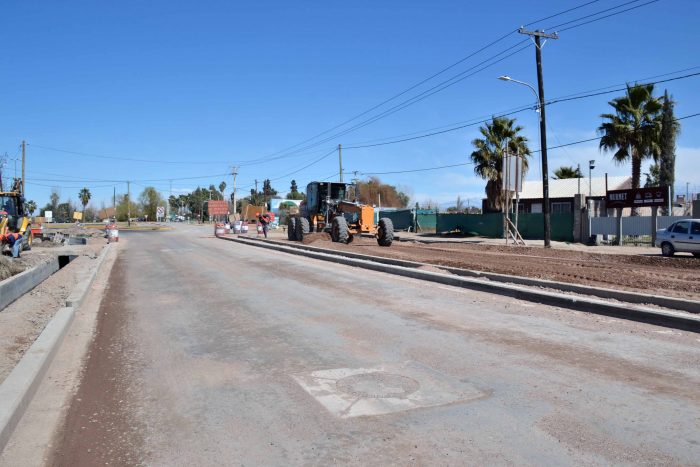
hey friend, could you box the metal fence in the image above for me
[590,215,685,236]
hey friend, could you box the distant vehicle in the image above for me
[655,219,700,257]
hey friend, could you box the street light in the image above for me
[498,74,551,247]
[588,160,595,197]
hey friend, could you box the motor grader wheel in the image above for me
[377,217,394,247]
[331,216,349,243]
[296,217,310,241]
[287,217,298,241]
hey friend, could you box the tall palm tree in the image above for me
[219,181,227,201]
[598,83,662,191]
[553,166,582,180]
[78,188,91,212]
[470,117,531,212]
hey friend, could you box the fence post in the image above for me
[651,206,658,245]
[615,208,623,245]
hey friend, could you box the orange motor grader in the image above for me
[287,181,394,246]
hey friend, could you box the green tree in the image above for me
[286,179,305,200]
[78,187,91,212]
[658,90,680,214]
[470,117,531,213]
[552,166,582,180]
[598,83,663,192]
[25,200,37,216]
[644,163,661,187]
[355,177,410,208]
[138,186,165,220]
[116,194,141,222]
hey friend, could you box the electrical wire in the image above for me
[352,112,700,177]
[344,71,700,149]
[553,0,660,32]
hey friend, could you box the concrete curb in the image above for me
[240,236,700,315]
[0,244,112,454]
[0,257,60,311]
[0,307,75,452]
[220,236,700,333]
[65,247,111,308]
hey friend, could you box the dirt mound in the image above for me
[0,256,25,281]
[301,232,332,244]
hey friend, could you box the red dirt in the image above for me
[288,236,700,300]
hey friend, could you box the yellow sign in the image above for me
[73,211,83,221]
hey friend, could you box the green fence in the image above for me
[416,209,437,232]
[377,209,414,230]
[436,212,574,242]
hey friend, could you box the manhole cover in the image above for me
[336,372,420,399]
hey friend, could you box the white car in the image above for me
[655,219,700,257]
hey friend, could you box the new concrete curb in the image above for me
[0,307,75,452]
[0,257,60,311]
[0,244,112,454]
[239,236,700,314]
[220,236,700,333]
[65,248,111,308]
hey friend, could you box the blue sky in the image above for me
[1,0,699,210]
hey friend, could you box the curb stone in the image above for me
[0,244,113,453]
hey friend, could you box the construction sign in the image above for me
[73,211,83,221]
[208,200,229,216]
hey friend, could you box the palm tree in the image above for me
[553,166,582,180]
[78,188,91,213]
[26,200,37,216]
[219,181,227,201]
[598,83,663,191]
[470,117,531,212]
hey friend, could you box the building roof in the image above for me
[518,175,631,199]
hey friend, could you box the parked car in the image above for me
[655,219,700,257]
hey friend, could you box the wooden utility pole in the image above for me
[518,27,558,248]
[21,140,26,193]
[231,166,238,217]
[127,181,131,227]
[254,179,259,206]
[338,144,343,182]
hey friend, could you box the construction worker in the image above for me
[2,232,24,258]
[257,212,270,238]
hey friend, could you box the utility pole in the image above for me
[338,144,343,182]
[254,179,259,206]
[231,166,238,218]
[21,140,26,193]
[168,180,172,222]
[519,27,558,248]
[127,181,131,227]
[113,186,116,217]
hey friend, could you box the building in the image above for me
[509,176,631,214]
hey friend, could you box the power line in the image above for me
[524,0,602,26]
[344,71,700,149]
[556,0,660,32]
[232,0,659,164]
[361,162,474,176]
[353,112,700,177]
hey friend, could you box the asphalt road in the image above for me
[50,224,700,466]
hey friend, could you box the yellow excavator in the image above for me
[0,177,33,252]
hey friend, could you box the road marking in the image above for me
[293,362,485,418]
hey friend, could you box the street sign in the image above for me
[606,186,668,209]
[207,200,229,216]
[156,206,165,218]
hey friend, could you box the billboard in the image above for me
[606,186,668,208]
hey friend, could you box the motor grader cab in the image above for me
[287,181,394,246]
[0,178,33,252]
